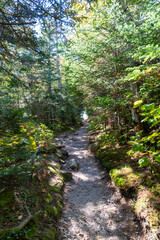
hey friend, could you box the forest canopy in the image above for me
[0,0,160,238]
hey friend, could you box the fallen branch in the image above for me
[0,188,5,194]
[0,21,36,25]
[0,206,34,237]
[16,206,33,230]
[13,193,33,229]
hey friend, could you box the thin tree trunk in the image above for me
[55,18,63,107]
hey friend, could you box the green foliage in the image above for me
[155,155,160,163]
[130,102,160,168]
[64,0,160,176]
[0,121,53,178]
[133,44,160,64]
[132,144,145,152]
[138,158,150,167]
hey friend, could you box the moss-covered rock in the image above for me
[110,166,141,191]
[61,170,73,181]
[110,166,160,237]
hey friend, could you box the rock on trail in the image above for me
[57,123,144,240]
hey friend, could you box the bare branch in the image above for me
[0,21,36,25]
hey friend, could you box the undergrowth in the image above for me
[89,125,160,238]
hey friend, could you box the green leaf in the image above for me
[150,147,155,152]
[155,155,160,163]
[141,103,155,111]
[133,100,143,108]
[133,144,145,152]
[138,158,150,167]
[151,119,158,127]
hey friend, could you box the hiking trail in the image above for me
[57,123,144,240]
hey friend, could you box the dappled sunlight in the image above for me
[58,124,143,240]
[74,172,90,181]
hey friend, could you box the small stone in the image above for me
[101,175,106,180]
[18,215,23,220]
[79,233,84,237]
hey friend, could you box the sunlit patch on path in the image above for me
[58,124,143,240]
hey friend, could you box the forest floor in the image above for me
[57,123,147,240]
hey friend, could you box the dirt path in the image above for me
[57,123,144,240]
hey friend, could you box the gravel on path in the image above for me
[58,123,144,240]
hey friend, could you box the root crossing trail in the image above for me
[58,124,144,240]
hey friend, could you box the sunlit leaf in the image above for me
[138,158,150,167]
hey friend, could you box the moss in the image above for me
[0,228,11,240]
[48,166,58,175]
[115,177,127,189]
[0,216,4,222]
[25,223,37,239]
[50,185,61,193]
[45,205,55,215]
[0,190,14,207]
[48,165,63,180]
[110,168,127,189]
[45,193,53,203]
[134,189,160,235]
[42,228,56,240]
[148,210,160,228]
[57,199,62,210]
[0,221,38,240]
[146,179,154,187]
[110,166,142,191]
[151,183,160,197]
[45,203,62,218]
[53,207,58,217]
[56,181,63,189]
[0,227,20,240]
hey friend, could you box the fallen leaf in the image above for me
[115,219,120,222]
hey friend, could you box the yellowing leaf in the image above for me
[146,68,152,74]
[133,100,143,108]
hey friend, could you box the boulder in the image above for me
[61,170,73,181]
[67,159,79,171]
[49,175,64,190]
[56,149,69,160]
